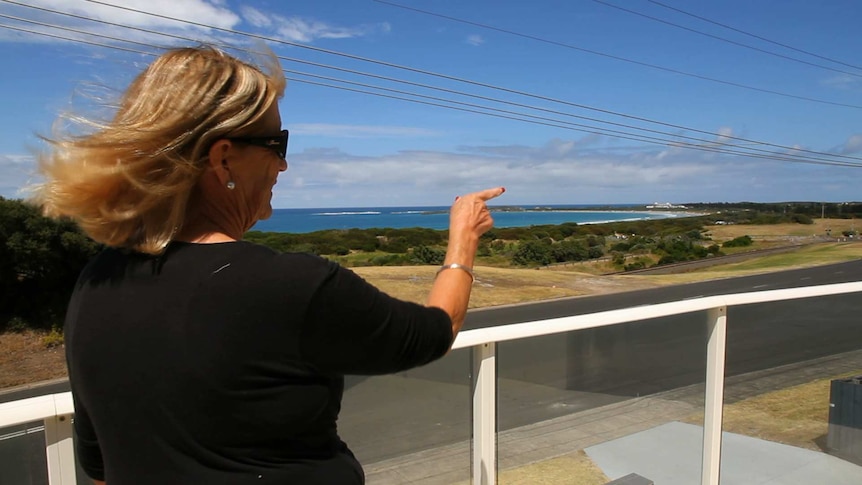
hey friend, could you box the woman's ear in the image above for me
[207,139,233,185]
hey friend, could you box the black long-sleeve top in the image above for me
[64,241,453,484]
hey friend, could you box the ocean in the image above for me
[250,205,691,234]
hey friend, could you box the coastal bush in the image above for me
[368,253,411,266]
[5,316,29,333]
[380,236,409,253]
[551,240,588,262]
[42,326,64,348]
[610,242,631,252]
[513,240,553,266]
[411,245,445,265]
[586,235,605,247]
[790,213,814,224]
[654,235,708,265]
[588,246,604,259]
[723,235,754,248]
[0,197,102,331]
[558,222,579,237]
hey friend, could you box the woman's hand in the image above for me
[449,187,506,242]
[427,187,505,343]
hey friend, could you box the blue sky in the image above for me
[0,0,860,208]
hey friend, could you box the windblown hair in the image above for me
[33,45,286,255]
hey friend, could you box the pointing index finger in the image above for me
[475,186,506,202]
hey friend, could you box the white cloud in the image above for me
[239,6,272,29]
[466,34,484,46]
[273,137,851,207]
[0,1,386,48]
[4,137,858,207]
[837,134,862,154]
[269,16,390,43]
[290,124,440,138]
[0,0,240,46]
[821,74,862,91]
[29,0,239,28]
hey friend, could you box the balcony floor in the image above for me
[588,420,862,484]
[365,349,862,484]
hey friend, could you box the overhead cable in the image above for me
[590,0,862,79]
[6,1,862,166]
[372,0,862,109]
[58,0,862,162]
[3,19,860,169]
[646,0,862,72]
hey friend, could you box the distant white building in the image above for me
[646,202,688,209]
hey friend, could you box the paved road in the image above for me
[2,260,861,482]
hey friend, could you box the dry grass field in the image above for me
[706,218,859,242]
[684,369,862,452]
[0,330,67,389]
[453,450,609,485]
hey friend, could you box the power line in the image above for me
[591,0,862,79]
[372,0,862,110]
[7,1,861,167]
[289,77,862,167]
[62,0,862,164]
[4,18,860,170]
[0,21,152,56]
[3,0,860,168]
[646,0,862,72]
[283,68,862,167]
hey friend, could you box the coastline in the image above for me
[253,205,705,234]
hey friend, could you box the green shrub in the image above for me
[42,327,64,348]
[411,245,445,265]
[723,235,753,248]
[513,240,553,266]
[790,213,814,224]
[5,316,29,333]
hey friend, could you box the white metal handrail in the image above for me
[2,281,861,485]
[454,281,862,485]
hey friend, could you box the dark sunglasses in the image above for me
[228,129,289,159]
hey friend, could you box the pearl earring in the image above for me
[226,180,236,190]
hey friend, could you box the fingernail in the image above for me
[455,196,461,201]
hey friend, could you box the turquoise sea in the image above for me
[251,205,691,234]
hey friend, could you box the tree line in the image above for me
[0,197,102,332]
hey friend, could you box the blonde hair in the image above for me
[33,45,286,255]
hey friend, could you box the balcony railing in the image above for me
[3,281,862,485]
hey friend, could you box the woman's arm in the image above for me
[426,187,505,340]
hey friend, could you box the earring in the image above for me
[226,180,236,190]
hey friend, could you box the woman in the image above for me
[35,45,503,484]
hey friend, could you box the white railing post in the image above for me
[472,342,497,485]
[44,413,77,485]
[702,305,727,485]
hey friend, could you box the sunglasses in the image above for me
[228,129,289,159]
